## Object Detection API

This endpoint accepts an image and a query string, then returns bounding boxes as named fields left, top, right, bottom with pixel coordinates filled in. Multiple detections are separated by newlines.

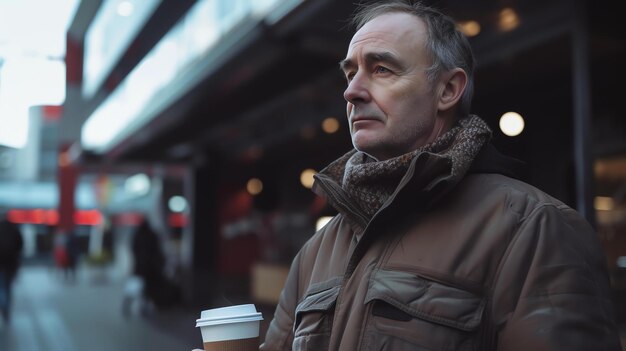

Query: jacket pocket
left=363, top=269, right=485, bottom=351
left=292, top=277, right=341, bottom=350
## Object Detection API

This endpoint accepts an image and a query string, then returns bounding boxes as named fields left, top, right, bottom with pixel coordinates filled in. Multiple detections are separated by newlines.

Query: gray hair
left=351, top=0, right=475, bottom=117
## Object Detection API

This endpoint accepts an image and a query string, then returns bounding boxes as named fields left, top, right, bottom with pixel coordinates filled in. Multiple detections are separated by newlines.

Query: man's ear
left=437, top=68, right=467, bottom=113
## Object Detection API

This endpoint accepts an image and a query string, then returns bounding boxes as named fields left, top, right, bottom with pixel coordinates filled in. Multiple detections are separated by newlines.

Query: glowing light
left=124, top=173, right=150, bottom=196
left=499, top=112, right=525, bottom=137
left=247, top=178, right=263, bottom=195
left=168, top=213, right=187, bottom=227
left=322, top=117, right=340, bottom=134
left=300, top=169, right=316, bottom=189
left=7, top=209, right=102, bottom=226
left=168, top=195, right=187, bottom=213
left=74, top=209, right=103, bottom=226
left=594, top=196, right=615, bottom=211
left=498, top=7, right=520, bottom=32
left=458, top=20, right=481, bottom=37
left=316, top=216, right=333, bottom=231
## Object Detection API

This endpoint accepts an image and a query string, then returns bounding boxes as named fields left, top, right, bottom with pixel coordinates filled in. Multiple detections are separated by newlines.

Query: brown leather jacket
left=262, top=145, right=621, bottom=350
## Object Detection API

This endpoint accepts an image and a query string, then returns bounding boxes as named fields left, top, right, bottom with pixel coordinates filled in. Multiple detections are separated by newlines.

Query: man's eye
left=345, top=73, right=355, bottom=82
left=375, top=66, right=391, bottom=74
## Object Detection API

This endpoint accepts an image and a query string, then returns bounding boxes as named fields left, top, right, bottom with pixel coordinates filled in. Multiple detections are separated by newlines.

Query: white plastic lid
left=196, top=304, right=263, bottom=328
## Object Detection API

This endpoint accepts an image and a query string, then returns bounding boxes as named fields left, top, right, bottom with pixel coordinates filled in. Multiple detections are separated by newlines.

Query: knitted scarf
left=332, top=115, right=491, bottom=219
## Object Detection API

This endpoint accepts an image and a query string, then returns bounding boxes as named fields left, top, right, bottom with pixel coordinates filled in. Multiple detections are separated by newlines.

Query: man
left=261, top=1, right=621, bottom=350
left=0, top=215, right=23, bottom=323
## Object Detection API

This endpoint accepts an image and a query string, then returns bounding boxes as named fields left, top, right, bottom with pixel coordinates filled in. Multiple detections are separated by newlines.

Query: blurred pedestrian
left=0, top=215, right=23, bottom=323
left=53, top=229, right=79, bottom=282
left=126, top=219, right=179, bottom=315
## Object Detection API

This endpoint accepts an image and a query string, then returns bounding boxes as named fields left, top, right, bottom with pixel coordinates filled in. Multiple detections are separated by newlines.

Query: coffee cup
left=196, top=304, right=263, bottom=351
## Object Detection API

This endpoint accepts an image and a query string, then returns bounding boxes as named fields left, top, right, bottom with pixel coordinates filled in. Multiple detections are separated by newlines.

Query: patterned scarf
left=335, top=115, right=491, bottom=218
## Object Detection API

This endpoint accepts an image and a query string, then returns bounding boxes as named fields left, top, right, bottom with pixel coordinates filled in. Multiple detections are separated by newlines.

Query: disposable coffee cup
left=196, top=304, right=263, bottom=351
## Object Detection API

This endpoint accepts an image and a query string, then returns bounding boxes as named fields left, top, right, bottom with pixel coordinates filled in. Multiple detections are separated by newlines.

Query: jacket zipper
left=314, top=156, right=437, bottom=350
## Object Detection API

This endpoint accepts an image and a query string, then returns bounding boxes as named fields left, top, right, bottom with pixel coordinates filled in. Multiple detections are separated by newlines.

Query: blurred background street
left=0, top=261, right=201, bottom=351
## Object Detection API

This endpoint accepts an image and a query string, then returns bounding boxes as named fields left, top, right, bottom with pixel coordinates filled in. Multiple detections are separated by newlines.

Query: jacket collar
left=468, top=143, right=528, bottom=181
left=314, top=115, right=493, bottom=226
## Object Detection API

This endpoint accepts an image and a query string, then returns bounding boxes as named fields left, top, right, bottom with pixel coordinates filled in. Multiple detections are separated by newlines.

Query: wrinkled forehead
left=346, top=12, right=428, bottom=61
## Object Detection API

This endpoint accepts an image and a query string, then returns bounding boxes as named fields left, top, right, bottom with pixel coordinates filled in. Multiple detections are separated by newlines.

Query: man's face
left=341, top=12, right=443, bottom=161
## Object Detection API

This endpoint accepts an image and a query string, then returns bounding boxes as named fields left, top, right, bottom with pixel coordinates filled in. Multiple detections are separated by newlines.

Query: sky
left=0, top=0, right=80, bottom=148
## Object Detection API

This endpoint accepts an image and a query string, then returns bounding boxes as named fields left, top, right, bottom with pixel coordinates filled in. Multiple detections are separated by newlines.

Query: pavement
left=0, top=262, right=203, bottom=351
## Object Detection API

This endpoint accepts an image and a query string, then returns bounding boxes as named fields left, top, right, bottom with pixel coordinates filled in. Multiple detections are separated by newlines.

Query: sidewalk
left=0, top=263, right=202, bottom=351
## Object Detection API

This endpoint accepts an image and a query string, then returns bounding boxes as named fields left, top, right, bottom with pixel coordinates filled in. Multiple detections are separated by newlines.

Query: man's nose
left=343, top=73, right=370, bottom=104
